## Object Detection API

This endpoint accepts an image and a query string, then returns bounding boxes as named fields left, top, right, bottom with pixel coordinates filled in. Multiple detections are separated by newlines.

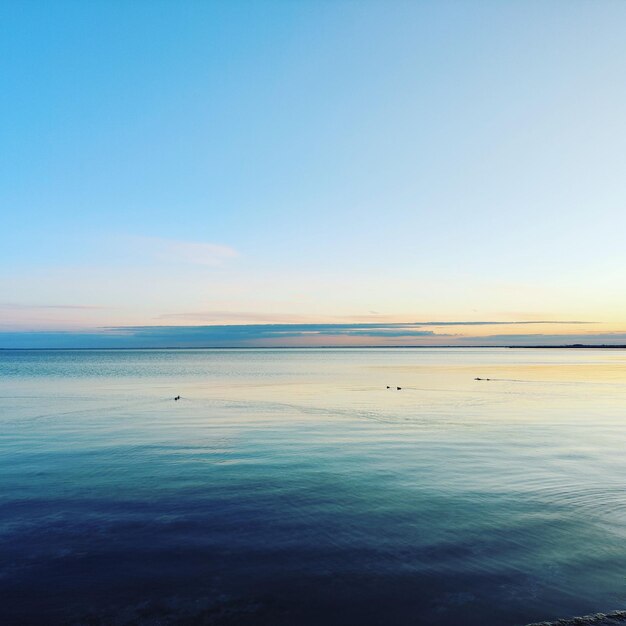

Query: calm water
left=1, top=348, right=626, bottom=625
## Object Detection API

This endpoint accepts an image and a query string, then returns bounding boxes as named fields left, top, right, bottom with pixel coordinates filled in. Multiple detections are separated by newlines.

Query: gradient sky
left=2, top=0, right=626, bottom=347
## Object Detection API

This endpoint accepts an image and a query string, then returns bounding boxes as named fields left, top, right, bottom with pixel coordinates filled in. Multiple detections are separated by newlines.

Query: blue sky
left=2, top=1, right=626, bottom=347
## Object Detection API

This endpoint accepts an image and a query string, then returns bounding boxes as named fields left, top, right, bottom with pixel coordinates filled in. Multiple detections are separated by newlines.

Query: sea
left=1, top=347, right=626, bottom=625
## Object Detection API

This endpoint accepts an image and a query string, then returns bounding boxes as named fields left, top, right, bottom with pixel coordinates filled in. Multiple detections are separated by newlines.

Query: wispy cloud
left=0, top=302, right=106, bottom=310
left=130, top=236, right=238, bottom=267
left=156, top=311, right=317, bottom=324
left=154, top=315, right=594, bottom=327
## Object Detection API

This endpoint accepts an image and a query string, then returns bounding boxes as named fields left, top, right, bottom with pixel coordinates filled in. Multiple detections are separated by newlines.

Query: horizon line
left=2, top=344, right=626, bottom=351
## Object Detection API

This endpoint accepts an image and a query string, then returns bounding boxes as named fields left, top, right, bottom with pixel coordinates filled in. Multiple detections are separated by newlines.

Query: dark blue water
left=2, top=348, right=626, bottom=625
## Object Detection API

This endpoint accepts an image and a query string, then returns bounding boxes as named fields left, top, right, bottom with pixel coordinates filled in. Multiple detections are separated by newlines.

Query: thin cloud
left=130, top=235, right=238, bottom=267
left=98, top=321, right=596, bottom=344
left=153, top=316, right=595, bottom=327
left=408, top=320, right=595, bottom=326
left=0, top=302, right=106, bottom=310
left=110, top=324, right=443, bottom=344
left=157, top=311, right=317, bottom=324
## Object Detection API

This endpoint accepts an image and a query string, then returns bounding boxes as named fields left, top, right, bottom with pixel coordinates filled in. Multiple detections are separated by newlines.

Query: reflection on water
left=1, top=348, right=626, bottom=625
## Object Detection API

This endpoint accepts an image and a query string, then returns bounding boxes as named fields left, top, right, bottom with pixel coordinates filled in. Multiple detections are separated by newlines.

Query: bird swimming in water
left=174, top=395, right=181, bottom=401
left=396, top=387, right=402, bottom=390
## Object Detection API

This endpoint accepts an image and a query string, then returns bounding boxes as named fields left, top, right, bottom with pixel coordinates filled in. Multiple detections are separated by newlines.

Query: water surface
left=2, top=348, right=626, bottom=625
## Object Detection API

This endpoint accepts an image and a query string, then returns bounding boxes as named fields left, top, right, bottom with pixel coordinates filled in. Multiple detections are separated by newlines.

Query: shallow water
left=1, top=347, right=626, bottom=625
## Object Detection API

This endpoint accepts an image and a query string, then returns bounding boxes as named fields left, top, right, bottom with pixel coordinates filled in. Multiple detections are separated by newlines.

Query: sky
left=2, top=0, right=626, bottom=347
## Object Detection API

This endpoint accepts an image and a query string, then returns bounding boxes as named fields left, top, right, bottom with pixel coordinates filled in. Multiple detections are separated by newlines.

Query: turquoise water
left=1, top=348, right=626, bottom=625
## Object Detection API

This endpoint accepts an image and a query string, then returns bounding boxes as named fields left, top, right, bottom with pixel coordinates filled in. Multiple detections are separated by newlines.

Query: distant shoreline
left=508, top=344, right=626, bottom=349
